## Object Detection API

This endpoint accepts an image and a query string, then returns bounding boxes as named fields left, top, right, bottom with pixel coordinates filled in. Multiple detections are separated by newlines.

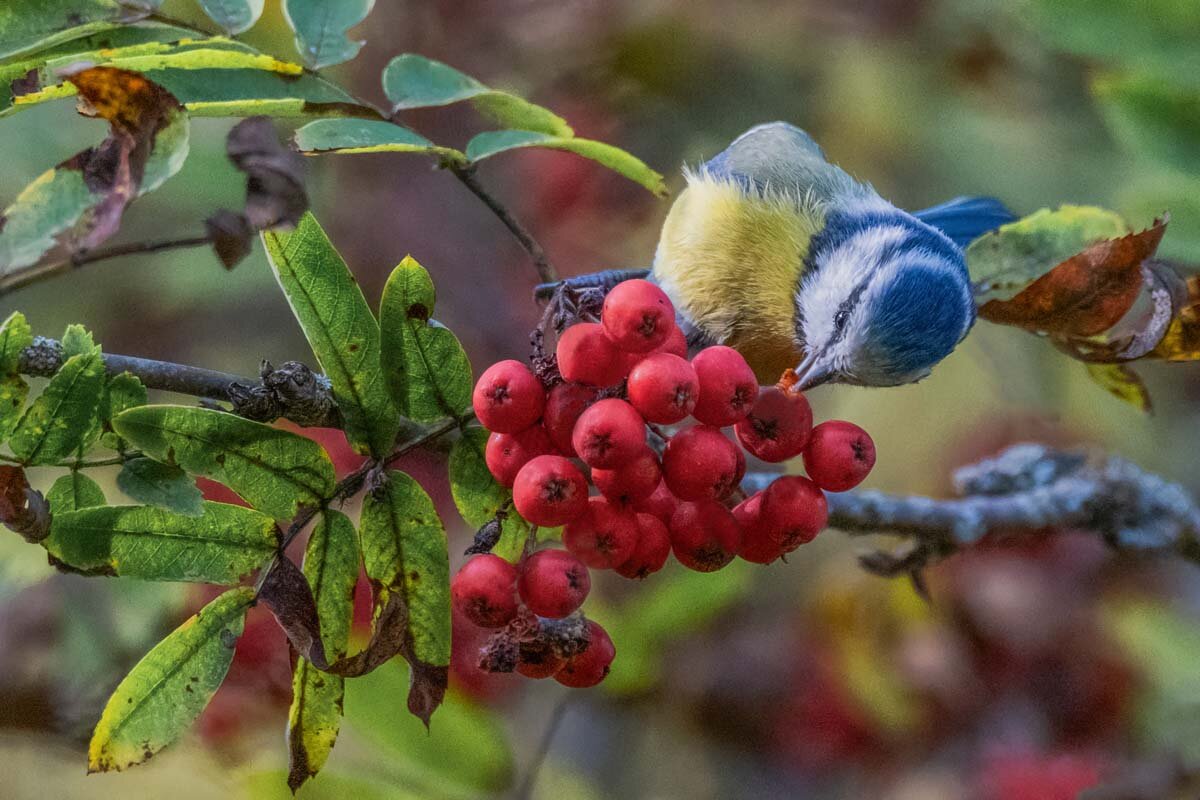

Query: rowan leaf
left=0, top=312, right=32, bottom=442
left=379, top=256, right=473, bottom=423
left=288, top=509, right=358, bottom=792
left=112, top=405, right=336, bottom=520
left=0, top=0, right=139, bottom=62
left=1151, top=274, right=1200, bottom=361
left=1084, top=363, right=1152, bottom=412
left=966, top=205, right=1131, bottom=303
left=46, top=471, right=106, bottom=512
left=293, top=118, right=466, bottom=164
left=98, top=371, right=147, bottom=451
left=357, top=470, right=450, bottom=724
left=88, top=586, right=254, bottom=772
left=382, top=54, right=571, bottom=136
left=283, top=0, right=375, bottom=69
left=978, top=218, right=1168, bottom=337
left=9, top=335, right=104, bottom=465
left=0, top=67, right=188, bottom=271
left=197, top=0, right=265, bottom=35
left=225, top=116, right=307, bottom=229
left=117, top=457, right=204, bottom=516
left=467, top=130, right=668, bottom=196
left=263, top=212, right=398, bottom=457
left=43, top=501, right=278, bottom=581
left=447, top=426, right=531, bottom=562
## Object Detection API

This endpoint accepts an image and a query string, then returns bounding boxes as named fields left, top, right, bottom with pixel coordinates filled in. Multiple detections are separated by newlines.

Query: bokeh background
left=2, top=0, right=1200, bottom=798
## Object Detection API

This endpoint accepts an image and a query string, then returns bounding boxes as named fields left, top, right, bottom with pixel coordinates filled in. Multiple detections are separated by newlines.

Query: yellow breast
left=652, top=175, right=824, bottom=382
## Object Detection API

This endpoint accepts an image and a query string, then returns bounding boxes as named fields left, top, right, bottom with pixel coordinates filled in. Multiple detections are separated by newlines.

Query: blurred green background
left=2, top=0, right=1200, bottom=798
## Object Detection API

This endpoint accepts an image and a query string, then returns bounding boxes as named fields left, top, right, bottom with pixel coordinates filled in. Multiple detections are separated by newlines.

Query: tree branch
left=0, top=234, right=212, bottom=297
left=18, top=338, right=339, bottom=428
left=744, top=444, right=1200, bottom=575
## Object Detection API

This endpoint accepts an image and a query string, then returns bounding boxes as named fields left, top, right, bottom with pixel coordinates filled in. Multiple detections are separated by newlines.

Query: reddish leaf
left=0, top=465, right=50, bottom=542
left=980, top=218, right=1168, bottom=337
left=258, top=554, right=328, bottom=669
left=224, top=116, right=307, bottom=230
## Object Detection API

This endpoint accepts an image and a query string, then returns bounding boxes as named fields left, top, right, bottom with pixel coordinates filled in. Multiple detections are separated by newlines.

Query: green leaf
left=359, top=470, right=450, bottom=720
left=9, top=338, right=104, bottom=465
left=112, top=405, right=336, bottom=520
left=344, top=660, right=514, bottom=796
left=288, top=509, right=359, bottom=791
left=448, top=427, right=531, bottom=562
left=467, top=130, right=668, bottom=196
left=44, top=501, right=278, bottom=581
left=1094, top=73, right=1200, bottom=175
left=198, top=0, right=265, bottom=35
left=293, top=118, right=466, bottom=164
left=0, top=0, right=135, bottom=62
left=46, top=471, right=106, bottom=512
left=965, top=205, right=1131, bottom=304
left=379, top=256, right=473, bottom=423
left=0, top=312, right=32, bottom=442
left=117, top=457, right=205, bottom=516
left=382, top=54, right=571, bottom=136
left=283, top=0, right=375, bottom=69
left=263, top=212, right=399, bottom=457
left=88, top=586, right=253, bottom=772
left=36, top=38, right=302, bottom=79
left=99, top=371, right=148, bottom=451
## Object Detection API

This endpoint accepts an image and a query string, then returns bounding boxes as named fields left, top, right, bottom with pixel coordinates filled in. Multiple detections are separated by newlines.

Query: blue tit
left=538, top=122, right=1014, bottom=390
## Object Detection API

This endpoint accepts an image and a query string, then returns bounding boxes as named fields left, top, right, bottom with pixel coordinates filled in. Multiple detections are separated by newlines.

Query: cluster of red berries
left=454, top=280, right=876, bottom=687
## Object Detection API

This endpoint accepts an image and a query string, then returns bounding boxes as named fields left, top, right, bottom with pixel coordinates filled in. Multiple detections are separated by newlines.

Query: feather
left=913, top=195, right=1016, bottom=249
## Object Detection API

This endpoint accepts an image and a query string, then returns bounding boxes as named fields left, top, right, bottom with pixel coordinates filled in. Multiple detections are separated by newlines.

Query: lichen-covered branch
left=18, top=338, right=339, bottom=428
left=745, top=444, right=1200, bottom=575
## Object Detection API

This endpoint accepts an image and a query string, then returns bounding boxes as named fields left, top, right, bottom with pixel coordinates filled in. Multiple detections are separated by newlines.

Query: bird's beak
left=789, top=352, right=834, bottom=393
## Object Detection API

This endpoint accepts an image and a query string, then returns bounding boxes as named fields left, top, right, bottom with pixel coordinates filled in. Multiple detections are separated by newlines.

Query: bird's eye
left=834, top=308, right=850, bottom=332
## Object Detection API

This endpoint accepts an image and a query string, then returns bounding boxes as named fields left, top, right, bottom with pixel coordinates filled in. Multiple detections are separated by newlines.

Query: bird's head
left=791, top=211, right=977, bottom=390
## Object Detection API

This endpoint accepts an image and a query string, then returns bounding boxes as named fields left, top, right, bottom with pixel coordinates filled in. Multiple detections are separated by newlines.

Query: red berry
left=626, top=353, right=699, bottom=424
left=571, top=398, right=646, bottom=469
left=516, top=645, right=566, bottom=679
left=557, top=323, right=627, bottom=387
left=563, top=497, right=640, bottom=569
left=803, top=420, right=876, bottom=492
left=592, top=447, right=661, bottom=505
left=633, top=480, right=679, bottom=525
left=485, top=427, right=555, bottom=488
left=601, top=279, right=676, bottom=353
left=542, top=383, right=596, bottom=457
left=472, top=360, right=545, bottom=433
left=734, top=387, right=813, bottom=463
left=512, top=455, right=588, bottom=526
left=556, top=620, right=615, bottom=687
left=652, top=325, right=689, bottom=359
left=691, top=346, right=758, bottom=427
left=661, top=425, right=741, bottom=501
left=615, top=513, right=672, bottom=579
left=669, top=500, right=742, bottom=572
left=451, top=555, right=519, bottom=628
left=733, top=493, right=783, bottom=564
left=518, top=549, right=590, bottom=618
left=761, top=475, right=828, bottom=550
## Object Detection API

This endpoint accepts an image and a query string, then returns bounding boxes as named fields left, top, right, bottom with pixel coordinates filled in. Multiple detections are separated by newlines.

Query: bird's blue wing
left=914, top=196, right=1016, bottom=249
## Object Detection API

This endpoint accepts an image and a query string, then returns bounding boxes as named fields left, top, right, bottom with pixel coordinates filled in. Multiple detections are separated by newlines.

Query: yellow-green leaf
left=379, top=256, right=473, bottom=423
left=9, top=339, right=104, bottom=465
left=467, top=129, right=668, bottom=196
left=965, top=205, right=1131, bottom=303
left=44, top=501, right=278, bottom=582
left=288, top=509, right=359, bottom=792
left=382, top=54, right=571, bottom=136
left=1084, top=363, right=1153, bottom=412
left=0, top=312, right=32, bottom=442
left=88, top=586, right=254, bottom=772
left=263, top=212, right=399, bottom=457
left=359, top=470, right=450, bottom=723
left=293, top=118, right=466, bottom=164
left=448, top=426, right=532, bottom=562
left=113, top=405, right=336, bottom=520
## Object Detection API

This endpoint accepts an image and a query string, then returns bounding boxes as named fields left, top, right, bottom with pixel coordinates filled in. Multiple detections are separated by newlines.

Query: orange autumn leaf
left=64, top=65, right=181, bottom=134
left=980, top=218, right=1168, bottom=337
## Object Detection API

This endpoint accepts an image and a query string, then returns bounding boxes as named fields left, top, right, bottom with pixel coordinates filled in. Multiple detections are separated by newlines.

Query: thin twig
left=447, top=164, right=558, bottom=285
left=0, top=234, right=212, bottom=297
left=512, top=695, right=572, bottom=800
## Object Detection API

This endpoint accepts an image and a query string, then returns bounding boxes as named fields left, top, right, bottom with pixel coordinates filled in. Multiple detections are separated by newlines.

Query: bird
left=538, top=122, right=1015, bottom=390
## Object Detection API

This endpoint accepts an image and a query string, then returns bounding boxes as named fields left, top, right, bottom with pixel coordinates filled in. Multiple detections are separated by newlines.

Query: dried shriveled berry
left=555, top=620, right=616, bottom=688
